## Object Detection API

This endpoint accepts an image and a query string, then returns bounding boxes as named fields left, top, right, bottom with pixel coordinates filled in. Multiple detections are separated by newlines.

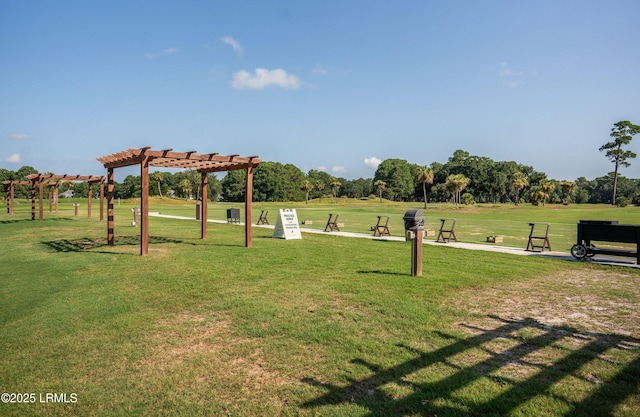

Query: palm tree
left=316, top=181, right=325, bottom=202
left=374, top=180, right=386, bottom=203
left=445, top=174, right=470, bottom=208
left=510, top=172, right=528, bottom=206
left=329, top=179, right=341, bottom=203
left=415, top=166, right=434, bottom=209
left=301, top=181, right=314, bottom=204
left=540, top=180, right=555, bottom=206
left=150, top=171, right=164, bottom=199
left=558, top=181, right=577, bottom=204
left=186, top=170, right=201, bottom=201
left=177, top=179, right=192, bottom=200
left=528, top=186, right=546, bottom=206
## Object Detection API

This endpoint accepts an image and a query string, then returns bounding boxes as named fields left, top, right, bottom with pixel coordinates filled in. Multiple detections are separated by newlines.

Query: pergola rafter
left=97, top=147, right=261, bottom=256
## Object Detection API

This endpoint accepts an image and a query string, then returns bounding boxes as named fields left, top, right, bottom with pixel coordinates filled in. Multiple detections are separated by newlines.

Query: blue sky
left=2, top=0, right=639, bottom=182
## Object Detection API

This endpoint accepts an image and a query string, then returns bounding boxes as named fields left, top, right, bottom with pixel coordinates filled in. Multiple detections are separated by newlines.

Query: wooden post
left=99, top=180, right=104, bottom=221
left=245, top=165, right=253, bottom=247
left=140, top=157, right=150, bottom=256
left=48, top=185, right=53, bottom=212
left=38, top=179, right=44, bottom=222
left=412, top=230, right=423, bottom=276
left=55, top=183, right=59, bottom=213
left=7, top=183, right=13, bottom=214
left=107, top=168, right=115, bottom=246
left=201, top=172, right=208, bottom=239
left=30, top=180, right=36, bottom=220
left=87, top=182, right=93, bottom=219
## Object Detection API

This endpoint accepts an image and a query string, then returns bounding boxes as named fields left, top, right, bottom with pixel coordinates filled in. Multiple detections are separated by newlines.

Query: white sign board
left=272, top=209, right=302, bottom=240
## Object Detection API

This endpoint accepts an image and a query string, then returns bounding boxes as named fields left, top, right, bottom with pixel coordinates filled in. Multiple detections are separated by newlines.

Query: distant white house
left=60, top=190, right=74, bottom=198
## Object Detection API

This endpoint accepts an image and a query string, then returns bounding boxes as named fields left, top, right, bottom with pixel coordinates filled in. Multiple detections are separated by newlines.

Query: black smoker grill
left=570, top=220, right=640, bottom=264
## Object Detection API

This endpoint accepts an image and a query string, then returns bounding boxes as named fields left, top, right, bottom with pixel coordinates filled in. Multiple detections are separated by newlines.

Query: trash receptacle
left=403, top=209, right=424, bottom=239
left=196, top=203, right=201, bottom=220
left=227, top=208, right=240, bottom=224
left=403, top=209, right=425, bottom=276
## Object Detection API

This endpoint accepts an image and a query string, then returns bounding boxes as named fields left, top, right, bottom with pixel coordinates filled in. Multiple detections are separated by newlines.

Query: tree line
left=3, top=151, right=639, bottom=206
left=2, top=121, right=638, bottom=206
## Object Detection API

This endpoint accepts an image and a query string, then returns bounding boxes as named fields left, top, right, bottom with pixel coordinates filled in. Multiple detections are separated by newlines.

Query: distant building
left=60, top=190, right=74, bottom=198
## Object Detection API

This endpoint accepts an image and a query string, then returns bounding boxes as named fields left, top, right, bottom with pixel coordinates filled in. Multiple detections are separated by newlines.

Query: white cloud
left=317, top=166, right=327, bottom=172
left=364, top=156, right=382, bottom=169
left=497, top=62, right=522, bottom=87
left=231, top=68, right=300, bottom=90
left=5, top=153, right=23, bottom=163
left=10, top=133, right=30, bottom=141
left=222, top=36, right=244, bottom=56
left=332, top=166, right=347, bottom=174
left=311, top=65, right=327, bottom=76
left=145, top=48, right=178, bottom=58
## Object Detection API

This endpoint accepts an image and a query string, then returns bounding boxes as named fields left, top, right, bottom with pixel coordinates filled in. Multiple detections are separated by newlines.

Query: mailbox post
left=403, top=209, right=425, bottom=276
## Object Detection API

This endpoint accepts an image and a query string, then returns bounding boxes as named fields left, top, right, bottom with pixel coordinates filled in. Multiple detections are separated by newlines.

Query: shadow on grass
left=40, top=235, right=249, bottom=253
left=1, top=218, right=74, bottom=224
left=41, top=235, right=185, bottom=253
left=301, top=315, right=640, bottom=416
left=356, top=269, right=409, bottom=277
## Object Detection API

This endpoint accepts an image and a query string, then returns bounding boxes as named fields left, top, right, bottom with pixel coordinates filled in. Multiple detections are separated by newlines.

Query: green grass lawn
left=1, top=200, right=639, bottom=416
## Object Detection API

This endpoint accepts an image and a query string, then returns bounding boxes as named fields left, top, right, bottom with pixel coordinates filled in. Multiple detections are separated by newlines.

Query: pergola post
left=55, top=183, right=59, bottom=213
left=5, top=183, right=11, bottom=214
left=201, top=172, right=208, bottom=239
left=140, top=156, right=150, bottom=256
left=30, top=180, right=36, bottom=220
left=48, top=185, right=53, bottom=212
left=99, top=180, right=104, bottom=221
left=38, top=179, right=44, bottom=222
left=87, top=182, right=93, bottom=219
left=245, top=165, right=253, bottom=248
left=107, top=168, right=115, bottom=246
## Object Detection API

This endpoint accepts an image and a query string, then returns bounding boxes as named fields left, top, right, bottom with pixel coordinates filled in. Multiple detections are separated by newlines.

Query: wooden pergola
left=5, top=174, right=105, bottom=221
left=97, top=147, right=261, bottom=256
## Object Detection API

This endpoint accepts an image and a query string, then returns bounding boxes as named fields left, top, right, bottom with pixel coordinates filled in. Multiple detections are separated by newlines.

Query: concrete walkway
left=149, top=212, right=639, bottom=268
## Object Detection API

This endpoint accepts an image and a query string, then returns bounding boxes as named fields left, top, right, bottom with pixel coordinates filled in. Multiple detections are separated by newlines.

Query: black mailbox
left=403, top=209, right=424, bottom=231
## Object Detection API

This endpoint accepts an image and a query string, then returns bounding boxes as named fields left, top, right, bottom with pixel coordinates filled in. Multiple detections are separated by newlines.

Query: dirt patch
left=136, top=311, right=293, bottom=395
left=453, top=267, right=640, bottom=337
left=446, top=267, right=640, bottom=386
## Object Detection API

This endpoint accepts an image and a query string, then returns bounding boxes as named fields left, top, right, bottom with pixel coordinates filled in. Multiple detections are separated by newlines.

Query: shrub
left=615, top=196, right=629, bottom=207
left=461, top=193, right=475, bottom=205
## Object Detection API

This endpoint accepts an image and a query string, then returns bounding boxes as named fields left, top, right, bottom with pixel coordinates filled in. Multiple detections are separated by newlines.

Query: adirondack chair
left=373, top=216, right=391, bottom=237
left=324, top=213, right=340, bottom=232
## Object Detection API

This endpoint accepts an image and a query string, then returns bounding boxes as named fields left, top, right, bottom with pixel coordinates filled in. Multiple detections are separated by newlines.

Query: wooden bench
left=526, top=223, right=551, bottom=252
left=372, top=216, right=391, bottom=237
left=256, top=210, right=269, bottom=225
left=436, top=218, right=457, bottom=243
left=324, top=213, right=340, bottom=232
